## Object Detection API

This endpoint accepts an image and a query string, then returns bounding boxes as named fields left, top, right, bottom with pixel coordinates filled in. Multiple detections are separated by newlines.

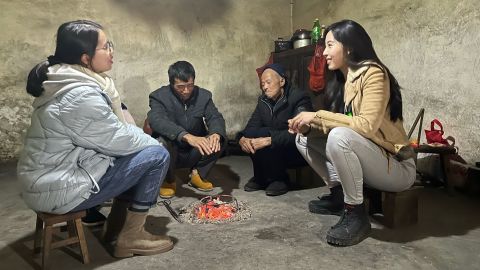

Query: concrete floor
left=1, top=156, right=480, bottom=270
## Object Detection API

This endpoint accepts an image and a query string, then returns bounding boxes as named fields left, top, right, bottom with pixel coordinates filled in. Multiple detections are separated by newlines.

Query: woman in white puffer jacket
left=18, top=20, right=173, bottom=258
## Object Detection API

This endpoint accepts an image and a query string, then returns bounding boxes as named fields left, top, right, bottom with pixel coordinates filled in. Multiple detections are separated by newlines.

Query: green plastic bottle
left=311, top=18, right=321, bottom=45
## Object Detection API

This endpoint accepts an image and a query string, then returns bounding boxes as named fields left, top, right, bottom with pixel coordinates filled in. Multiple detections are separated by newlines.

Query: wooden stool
left=366, top=186, right=421, bottom=228
left=33, top=210, right=90, bottom=270
left=381, top=187, right=422, bottom=228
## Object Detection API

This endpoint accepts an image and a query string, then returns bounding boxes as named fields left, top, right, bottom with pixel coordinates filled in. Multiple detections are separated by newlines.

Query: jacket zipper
left=262, top=95, right=286, bottom=121
left=261, top=99, right=274, bottom=117
left=77, top=162, right=100, bottom=194
left=184, top=103, right=188, bottom=127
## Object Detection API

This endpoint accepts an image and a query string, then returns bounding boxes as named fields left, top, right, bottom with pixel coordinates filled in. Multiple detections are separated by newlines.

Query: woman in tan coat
left=288, top=20, right=416, bottom=246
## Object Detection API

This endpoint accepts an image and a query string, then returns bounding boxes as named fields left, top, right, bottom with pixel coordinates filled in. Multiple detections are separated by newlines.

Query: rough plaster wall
left=294, top=0, right=480, bottom=163
left=0, top=0, right=290, bottom=161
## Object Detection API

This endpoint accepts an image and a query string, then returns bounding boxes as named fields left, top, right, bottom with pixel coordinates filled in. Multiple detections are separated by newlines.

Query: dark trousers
left=159, top=137, right=225, bottom=182
left=251, top=144, right=307, bottom=184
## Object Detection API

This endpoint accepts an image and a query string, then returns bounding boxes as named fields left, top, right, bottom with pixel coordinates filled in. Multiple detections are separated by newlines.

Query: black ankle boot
left=308, top=185, right=344, bottom=215
left=326, top=203, right=371, bottom=246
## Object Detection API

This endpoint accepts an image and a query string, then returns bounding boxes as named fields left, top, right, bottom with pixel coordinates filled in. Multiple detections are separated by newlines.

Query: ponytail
left=26, top=61, right=50, bottom=97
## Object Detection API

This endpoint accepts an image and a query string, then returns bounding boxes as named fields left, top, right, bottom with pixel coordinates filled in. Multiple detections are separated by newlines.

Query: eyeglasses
left=97, top=40, right=114, bottom=53
left=174, top=83, right=195, bottom=90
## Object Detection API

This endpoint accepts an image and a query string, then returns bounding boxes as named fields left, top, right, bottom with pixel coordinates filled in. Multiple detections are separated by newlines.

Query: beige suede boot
left=114, top=210, right=173, bottom=258
left=102, top=199, right=129, bottom=244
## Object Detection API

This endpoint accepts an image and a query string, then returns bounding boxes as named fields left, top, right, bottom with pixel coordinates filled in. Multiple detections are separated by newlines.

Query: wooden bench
left=34, top=210, right=90, bottom=270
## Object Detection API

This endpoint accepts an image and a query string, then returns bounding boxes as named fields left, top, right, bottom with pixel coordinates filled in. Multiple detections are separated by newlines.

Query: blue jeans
left=72, top=145, right=170, bottom=211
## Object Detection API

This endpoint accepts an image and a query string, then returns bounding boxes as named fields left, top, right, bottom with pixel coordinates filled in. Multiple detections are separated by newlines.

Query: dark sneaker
left=308, top=185, right=343, bottom=215
left=244, top=177, right=266, bottom=192
left=265, top=180, right=288, bottom=196
left=82, top=207, right=107, bottom=227
left=326, top=203, right=371, bottom=246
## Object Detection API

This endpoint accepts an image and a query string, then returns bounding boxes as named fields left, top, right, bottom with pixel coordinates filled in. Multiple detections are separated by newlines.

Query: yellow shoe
left=159, top=181, right=176, bottom=199
left=189, top=174, right=214, bottom=191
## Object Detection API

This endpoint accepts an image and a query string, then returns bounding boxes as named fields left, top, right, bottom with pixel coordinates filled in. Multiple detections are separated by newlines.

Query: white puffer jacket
left=17, top=65, right=159, bottom=214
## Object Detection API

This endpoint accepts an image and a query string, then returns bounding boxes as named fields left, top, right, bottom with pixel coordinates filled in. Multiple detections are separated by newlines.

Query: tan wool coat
left=310, top=63, right=409, bottom=156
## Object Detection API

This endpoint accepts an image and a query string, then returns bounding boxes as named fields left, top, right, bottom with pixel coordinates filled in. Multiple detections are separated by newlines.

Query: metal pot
left=293, top=39, right=311, bottom=49
left=291, top=29, right=311, bottom=49
left=274, top=37, right=292, bottom=52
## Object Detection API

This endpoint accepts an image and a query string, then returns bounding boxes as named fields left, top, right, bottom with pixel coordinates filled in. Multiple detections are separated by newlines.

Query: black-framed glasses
left=97, top=40, right=114, bottom=53
left=174, top=83, right=195, bottom=90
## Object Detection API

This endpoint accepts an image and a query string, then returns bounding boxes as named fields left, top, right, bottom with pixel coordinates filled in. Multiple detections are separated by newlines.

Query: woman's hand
left=288, top=112, right=316, bottom=134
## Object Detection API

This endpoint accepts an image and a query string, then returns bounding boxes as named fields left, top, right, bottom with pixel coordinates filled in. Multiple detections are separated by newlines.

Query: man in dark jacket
left=237, top=63, right=312, bottom=196
left=148, top=61, right=226, bottom=198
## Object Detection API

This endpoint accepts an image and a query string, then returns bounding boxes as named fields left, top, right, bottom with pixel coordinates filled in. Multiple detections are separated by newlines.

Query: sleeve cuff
left=177, top=131, right=188, bottom=143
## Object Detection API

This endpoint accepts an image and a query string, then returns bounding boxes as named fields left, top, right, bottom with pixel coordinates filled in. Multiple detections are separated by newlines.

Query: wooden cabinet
left=272, top=44, right=325, bottom=110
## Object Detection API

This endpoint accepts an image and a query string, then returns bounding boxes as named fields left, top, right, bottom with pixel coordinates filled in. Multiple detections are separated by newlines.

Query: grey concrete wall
left=0, top=0, right=291, bottom=160
left=294, top=0, right=480, bottom=163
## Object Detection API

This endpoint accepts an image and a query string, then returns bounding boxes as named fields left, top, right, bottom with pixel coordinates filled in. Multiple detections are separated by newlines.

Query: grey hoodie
left=17, top=65, right=159, bottom=214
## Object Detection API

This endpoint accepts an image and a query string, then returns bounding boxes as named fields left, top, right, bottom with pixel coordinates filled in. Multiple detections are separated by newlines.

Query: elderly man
left=147, top=61, right=226, bottom=198
left=237, top=63, right=312, bottom=196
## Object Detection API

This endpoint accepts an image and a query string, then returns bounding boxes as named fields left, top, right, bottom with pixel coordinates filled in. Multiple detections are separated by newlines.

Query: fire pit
left=179, top=195, right=251, bottom=224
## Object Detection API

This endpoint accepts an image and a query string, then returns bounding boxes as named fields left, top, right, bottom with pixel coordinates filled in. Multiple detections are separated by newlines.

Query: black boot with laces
left=308, top=185, right=344, bottom=215
left=326, top=203, right=371, bottom=246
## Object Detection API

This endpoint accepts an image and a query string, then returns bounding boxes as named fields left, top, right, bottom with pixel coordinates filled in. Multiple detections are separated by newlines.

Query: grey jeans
left=296, top=127, right=416, bottom=204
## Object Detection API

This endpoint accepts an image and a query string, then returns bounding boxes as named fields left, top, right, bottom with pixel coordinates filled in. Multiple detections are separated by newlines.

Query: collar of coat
left=346, top=61, right=386, bottom=83
left=343, top=61, right=387, bottom=112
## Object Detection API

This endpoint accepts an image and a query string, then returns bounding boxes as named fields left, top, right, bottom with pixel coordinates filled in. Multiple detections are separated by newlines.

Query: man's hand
left=183, top=134, right=213, bottom=156
left=250, top=137, right=271, bottom=151
left=239, top=136, right=256, bottom=154
left=239, top=136, right=272, bottom=154
left=207, top=133, right=222, bottom=153
left=288, top=112, right=316, bottom=134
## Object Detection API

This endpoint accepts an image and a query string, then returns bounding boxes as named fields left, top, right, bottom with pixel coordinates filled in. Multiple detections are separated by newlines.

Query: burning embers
left=179, top=195, right=251, bottom=224
left=196, top=195, right=237, bottom=220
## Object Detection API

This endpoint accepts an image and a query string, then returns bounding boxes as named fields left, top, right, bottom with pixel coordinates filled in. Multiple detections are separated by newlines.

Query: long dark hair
left=324, top=70, right=345, bottom=113
left=26, top=20, right=103, bottom=97
left=326, top=19, right=403, bottom=121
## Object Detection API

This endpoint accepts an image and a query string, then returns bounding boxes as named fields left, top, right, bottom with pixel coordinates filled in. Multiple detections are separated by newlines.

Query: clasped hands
left=183, top=133, right=221, bottom=156
left=287, top=111, right=316, bottom=134
left=238, top=136, right=271, bottom=154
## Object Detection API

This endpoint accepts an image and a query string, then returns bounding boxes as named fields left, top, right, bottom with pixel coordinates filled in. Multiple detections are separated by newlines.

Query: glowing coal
left=179, top=195, right=251, bottom=224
